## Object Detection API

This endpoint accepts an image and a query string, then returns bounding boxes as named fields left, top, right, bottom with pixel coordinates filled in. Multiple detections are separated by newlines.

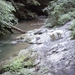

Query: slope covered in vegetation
left=44, top=0, right=75, bottom=38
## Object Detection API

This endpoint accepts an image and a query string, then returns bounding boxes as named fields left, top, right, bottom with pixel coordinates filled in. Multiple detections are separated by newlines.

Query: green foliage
left=15, top=0, right=40, bottom=20
left=26, top=0, right=40, bottom=18
left=44, top=0, right=75, bottom=27
left=3, top=52, right=36, bottom=72
left=58, top=11, right=75, bottom=25
left=0, top=0, right=17, bottom=34
left=3, top=57, right=25, bottom=72
left=69, top=20, right=75, bottom=39
left=26, top=10, right=38, bottom=19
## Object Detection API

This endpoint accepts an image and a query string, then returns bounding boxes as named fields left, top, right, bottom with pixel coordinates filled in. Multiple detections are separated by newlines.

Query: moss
left=24, top=53, right=37, bottom=68
left=58, top=13, right=72, bottom=25
left=3, top=56, right=25, bottom=72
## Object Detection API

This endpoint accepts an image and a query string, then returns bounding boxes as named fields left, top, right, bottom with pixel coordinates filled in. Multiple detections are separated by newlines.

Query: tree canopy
left=0, top=0, right=17, bottom=34
left=45, top=0, right=75, bottom=38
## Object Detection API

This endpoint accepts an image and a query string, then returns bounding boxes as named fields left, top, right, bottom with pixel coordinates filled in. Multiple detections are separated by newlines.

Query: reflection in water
left=0, top=19, right=45, bottom=62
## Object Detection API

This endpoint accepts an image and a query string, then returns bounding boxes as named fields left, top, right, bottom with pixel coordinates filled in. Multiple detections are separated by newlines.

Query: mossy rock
left=24, top=59, right=34, bottom=68
left=2, top=52, right=37, bottom=73
left=3, top=56, right=25, bottom=72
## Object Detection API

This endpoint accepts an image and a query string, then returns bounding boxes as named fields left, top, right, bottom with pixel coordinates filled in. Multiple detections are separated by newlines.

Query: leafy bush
left=69, top=20, right=75, bottom=39
left=3, top=52, right=36, bottom=72
left=58, top=11, right=75, bottom=25
left=0, top=0, right=17, bottom=34
left=3, top=57, right=25, bottom=72
left=13, top=0, right=40, bottom=20
left=25, top=0, right=40, bottom=18
left=44, top=0, right=75, bottom=27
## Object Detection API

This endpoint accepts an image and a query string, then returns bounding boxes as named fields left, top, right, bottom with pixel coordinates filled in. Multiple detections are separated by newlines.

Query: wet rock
left=26, top=21, right=75, bottom=75
left=16, top=28, right=50, bottom=44
left=48, top=30, right=64, bottom=41
left=30, top=33, right=51, bottom=44
left=16, top=30, right=37, bottom=43
left=29, top=34, right=41, bottom=44
left=19, top=68, right=35, bottom=75
left=10, top=41, right=17, bottom=45
left=18, top=49, right=29, bottom=56
left=17, top=27, right=66, bottom=45
left=42, top=40, right=75, bottom=75
left=34, top=28, right=48, bottom=34
left=1, top=72, right=12, bottom=75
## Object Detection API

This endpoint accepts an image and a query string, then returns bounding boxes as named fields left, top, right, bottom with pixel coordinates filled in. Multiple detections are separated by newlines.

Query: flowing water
left=0, top=19, right=45, bottom=62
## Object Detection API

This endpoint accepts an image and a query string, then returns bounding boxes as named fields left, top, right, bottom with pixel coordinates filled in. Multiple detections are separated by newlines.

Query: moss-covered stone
left=1, top=50, right=37, bottom=73
left=3, top=56, right=25, bottom=72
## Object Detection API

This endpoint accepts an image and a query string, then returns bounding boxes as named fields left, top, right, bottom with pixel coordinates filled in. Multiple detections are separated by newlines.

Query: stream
left=0, top=19, right=45, bottom=62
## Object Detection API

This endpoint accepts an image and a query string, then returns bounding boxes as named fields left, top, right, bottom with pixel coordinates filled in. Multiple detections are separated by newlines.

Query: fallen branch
left=10, top=25, right=26, bottom=34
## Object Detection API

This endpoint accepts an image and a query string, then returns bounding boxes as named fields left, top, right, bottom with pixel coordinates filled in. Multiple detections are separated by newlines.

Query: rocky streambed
left=0, top=21, right=75, bottom=75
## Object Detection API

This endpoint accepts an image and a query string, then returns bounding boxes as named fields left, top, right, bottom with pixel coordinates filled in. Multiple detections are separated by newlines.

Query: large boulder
left=29, top=21, right=75, bottom=75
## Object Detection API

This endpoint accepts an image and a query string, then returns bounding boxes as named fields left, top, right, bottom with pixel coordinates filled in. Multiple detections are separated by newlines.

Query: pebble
left=10, top=41, right=17, bottom=45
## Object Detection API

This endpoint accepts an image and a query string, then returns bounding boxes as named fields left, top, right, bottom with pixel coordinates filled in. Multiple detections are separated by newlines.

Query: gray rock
left=10, top=41, right=17, bottom=45
left=29, top=21, right=75, bottom=75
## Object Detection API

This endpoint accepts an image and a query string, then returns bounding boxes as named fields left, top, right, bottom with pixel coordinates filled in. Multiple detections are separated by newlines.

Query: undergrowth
left=43, top=0, right=75, bottom=38
left=44, top=0, right=75, bottom=28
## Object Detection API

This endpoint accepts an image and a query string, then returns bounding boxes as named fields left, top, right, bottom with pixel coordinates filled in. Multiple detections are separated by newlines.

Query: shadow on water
left=0, top=19, right=45, bottom=62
